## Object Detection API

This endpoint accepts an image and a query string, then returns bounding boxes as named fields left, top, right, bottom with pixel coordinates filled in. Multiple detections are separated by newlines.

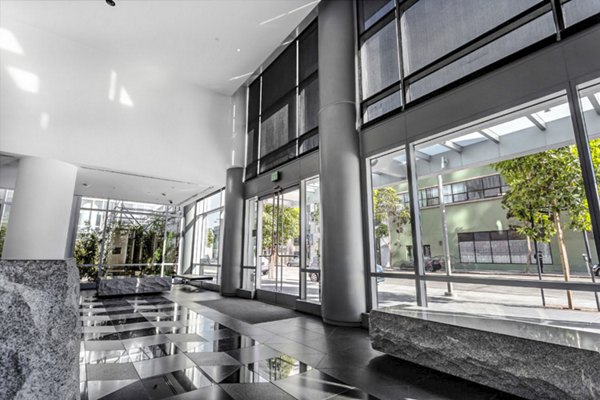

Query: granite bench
left=97, top=276, right=171, bottom=297
left=370, top=306, right=600, bottom=400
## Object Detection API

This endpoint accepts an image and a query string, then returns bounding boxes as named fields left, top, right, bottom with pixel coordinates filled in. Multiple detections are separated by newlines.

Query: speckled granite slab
left=0, top=259, right=80, bottom=400
left=97, top=276, right=171, bottom=297
left=370, top=306, right=600, bottom=400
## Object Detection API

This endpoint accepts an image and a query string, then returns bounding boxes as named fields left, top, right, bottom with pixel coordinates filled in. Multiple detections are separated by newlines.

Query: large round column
left=2, top=156, right=78, bottom=259
left=318, top=0, right=367, bottom=325
left=220, top=167, right=244, bottom=296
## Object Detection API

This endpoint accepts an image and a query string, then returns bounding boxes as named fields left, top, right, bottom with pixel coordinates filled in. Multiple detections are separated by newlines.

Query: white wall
left=0, top=18, right=232, bottom=189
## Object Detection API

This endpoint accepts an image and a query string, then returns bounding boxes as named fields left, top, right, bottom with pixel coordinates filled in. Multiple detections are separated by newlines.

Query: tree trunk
left=387, top=217, right=393, bottom=269
left=526, top=236, right=532, bottom=274
left=554, top=212, right=574, bottom=309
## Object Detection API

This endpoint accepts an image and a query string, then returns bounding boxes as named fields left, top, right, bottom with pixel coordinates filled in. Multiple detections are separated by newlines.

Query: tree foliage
left=261, top=203, right=300, bottom=254
left=373, top=187, right=411, bottom=267
left=492, top=140, right=600, bottom=309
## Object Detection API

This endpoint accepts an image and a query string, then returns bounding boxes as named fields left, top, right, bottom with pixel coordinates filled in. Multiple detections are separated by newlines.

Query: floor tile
left=86, top=362, right=139, bottom=381
left=164, top=385, right=234, bottom=400
left=186, top=351, right=241, bottom=366
left=248, top=355, right=313, bottom=382
left=140, top=367, right=212, bottom=399
left=198, top=365, right=241, bottom=383
left=220, top=382, right=296, bottom=400
left=274, top=369, right=354, bottom=400
left=113, top=321, right=156, bottom=332
left=219, top=366, right=268, bottom=384
left=133, top=353, right=197, bottom=379
left=84, top=379, right=144, bottom=400
left=226, top=344, right=280, bottom=364
left=118, top=328, right=161, bottom=340
left=111, top=317, right=150, bottom=325
left=121, top=334, right=171, bottom=349
left=83, top=325, right=117, bottom=334
left=84, top=340, right=126, bottom=352
left=85, top=349, right=130, bottom=364
left=127, top=343, right=186, bottom=362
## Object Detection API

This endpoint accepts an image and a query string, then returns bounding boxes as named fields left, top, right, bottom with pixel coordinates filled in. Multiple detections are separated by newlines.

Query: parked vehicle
left=424, top=256, right=444, bottom=272
left=307, top=262, right=384, bottom=283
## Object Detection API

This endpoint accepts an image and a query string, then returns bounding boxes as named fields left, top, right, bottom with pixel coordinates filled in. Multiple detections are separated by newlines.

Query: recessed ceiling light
left=236, top=48, right=241, bottom=53
left=82, top=183, right=90, bottom=187
left=106, top=0, right=116, bottom=7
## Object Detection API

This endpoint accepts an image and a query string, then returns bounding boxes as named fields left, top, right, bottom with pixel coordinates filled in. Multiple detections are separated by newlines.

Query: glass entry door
left=257, top=188, right=300, bottom=296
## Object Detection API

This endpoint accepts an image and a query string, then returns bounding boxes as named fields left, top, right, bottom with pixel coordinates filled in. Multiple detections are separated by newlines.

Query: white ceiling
left=0, top=0, right=319, bottom=95
left=0, top=0, right=319, bottom=206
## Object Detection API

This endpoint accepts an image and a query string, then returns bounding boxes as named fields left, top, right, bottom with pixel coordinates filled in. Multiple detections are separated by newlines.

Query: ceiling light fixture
left=106, top=0, right=116, bottom=7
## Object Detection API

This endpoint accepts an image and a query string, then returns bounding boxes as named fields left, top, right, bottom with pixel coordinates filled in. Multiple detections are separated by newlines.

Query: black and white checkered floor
left=80, top=287, right=519, bottom=400
left=79, top=292, right=377, bottom=400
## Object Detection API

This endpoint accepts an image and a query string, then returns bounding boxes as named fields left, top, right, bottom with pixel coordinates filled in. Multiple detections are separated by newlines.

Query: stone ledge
left=370, top=307, right=600, bottom=400
left=0, top=259, right=80, bottom=400
left=97, top=276, right=171, bottom=297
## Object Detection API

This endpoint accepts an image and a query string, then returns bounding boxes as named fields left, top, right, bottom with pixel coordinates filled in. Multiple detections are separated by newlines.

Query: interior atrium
left=1, top=1, right=600, bottom=399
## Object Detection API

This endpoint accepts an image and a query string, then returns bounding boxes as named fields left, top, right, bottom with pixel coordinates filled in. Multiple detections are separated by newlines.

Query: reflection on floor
left=80, top=287, right=519, bottom=400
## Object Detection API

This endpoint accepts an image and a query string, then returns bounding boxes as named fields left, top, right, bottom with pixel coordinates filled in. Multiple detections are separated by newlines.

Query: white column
left=2, top=157, right=78, bottom=260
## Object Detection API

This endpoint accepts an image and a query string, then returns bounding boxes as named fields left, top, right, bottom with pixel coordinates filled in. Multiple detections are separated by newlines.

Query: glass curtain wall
left=357, top=0, right=600, bottom=124
left=245, top=21, right=319, bottom=180
left=302, top=177, right=321, bottom=303
left=184, top=190, right=225, bottom=283
left=369, top=91, right=600, bottom=313
left=74, top=197, right=181, bottom=282
left=369, top=150, right=417, bottom=306
left=242, top=198, right=259, bottom=291
left=0, top=189, right=14, bottom=256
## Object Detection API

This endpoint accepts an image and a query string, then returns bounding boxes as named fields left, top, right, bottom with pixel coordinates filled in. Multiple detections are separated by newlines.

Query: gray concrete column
left=318, top=0, right=367, bottom=325
left=220, top=167, right=244, bottom=296
left=3, top=156, right=77, bottom=260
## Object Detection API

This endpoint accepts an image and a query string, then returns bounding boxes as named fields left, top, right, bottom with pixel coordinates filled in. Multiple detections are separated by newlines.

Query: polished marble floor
left=80, top=287, right=520, bottom=400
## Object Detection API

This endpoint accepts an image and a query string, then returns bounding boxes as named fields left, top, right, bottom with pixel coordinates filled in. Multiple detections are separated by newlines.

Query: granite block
left=370, top=307, right=600, bottom=400
left=97, top=276, right=171, bottom=297
left=0, top=259, right=80, bottom=400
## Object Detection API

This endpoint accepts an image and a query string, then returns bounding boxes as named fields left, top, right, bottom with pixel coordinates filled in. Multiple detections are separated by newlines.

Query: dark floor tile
left=273, top=369, right=354, bottom=400
left=198, top=328, right=240, bottom=341
left=114, top=322, right=156, bottom=332
left=85, top=349, right=130, bottom=364
left=199, top=365, right=242, bottom=383
left=110, top=317, right=149, bottom=325
left=140, top=367, right=212, bottom=399
left=127, top=343, right=186, bottom=362
left=219, top=366, right=268, bottom=384
left=248, top=355, right=312, bottom=382
left=164, top=385, right=234, bottom=400
left=330, top=388, right=382, bottom=399
left=226, top=344, right=280, bottom=365
left=106, top=308, right=136, bottom=315
left=83, top=332, right=123, bottom=341
left=118, top=328, right=161, bottom=340
left=84, top=379, right=148, bottom=400
left=220, top=382, right=296, bottom=400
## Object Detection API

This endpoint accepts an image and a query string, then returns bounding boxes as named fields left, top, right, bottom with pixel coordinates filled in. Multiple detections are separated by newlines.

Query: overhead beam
left=415, top=151, right=431, bottom=162
left=527, top=114, right=547, bottom=131
left=479, top=129, right=500, bottom=144
left=588, top=94, right=600, bottom=115
left=442, top=141, right=463, bottom=153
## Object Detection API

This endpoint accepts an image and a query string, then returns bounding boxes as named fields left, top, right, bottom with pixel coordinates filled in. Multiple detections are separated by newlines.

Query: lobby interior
left=2, top=1, right=600, bottom=399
